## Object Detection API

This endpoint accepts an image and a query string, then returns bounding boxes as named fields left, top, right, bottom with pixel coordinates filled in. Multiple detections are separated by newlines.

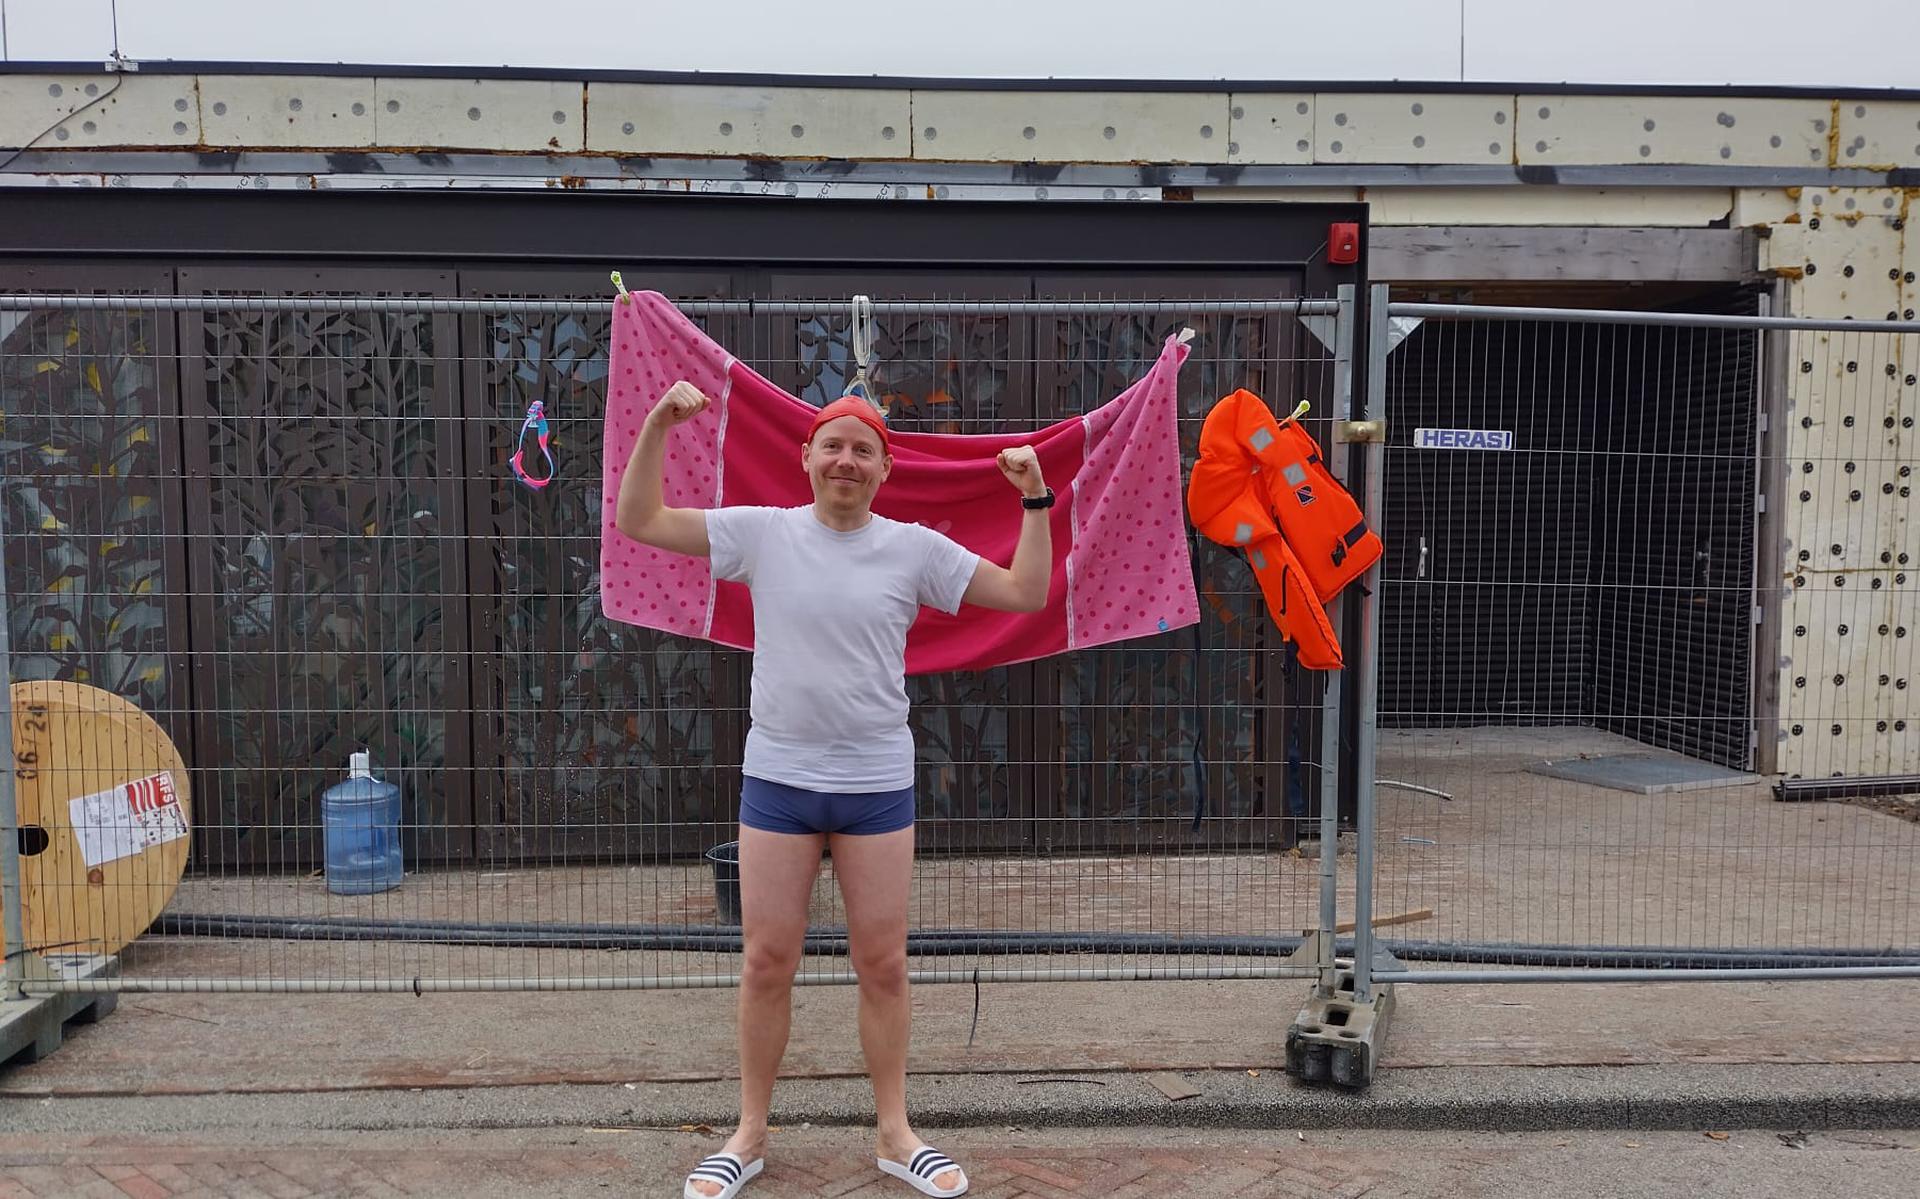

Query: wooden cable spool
left=5, top=680, right=192, bottom=961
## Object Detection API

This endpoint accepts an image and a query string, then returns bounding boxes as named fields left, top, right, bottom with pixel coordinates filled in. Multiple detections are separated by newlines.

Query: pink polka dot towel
left=600, top=291, right=1199, bottom=673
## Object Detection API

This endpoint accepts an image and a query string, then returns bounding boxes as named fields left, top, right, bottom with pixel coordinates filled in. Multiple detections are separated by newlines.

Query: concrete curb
left=761, top=1063, right=1920, bottom=1133
left=4, top=1064, right=1918, bottom=1135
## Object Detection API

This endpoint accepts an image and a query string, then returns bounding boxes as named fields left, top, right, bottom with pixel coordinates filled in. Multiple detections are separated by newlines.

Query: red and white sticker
left=67, top=771, right=189, bottom=867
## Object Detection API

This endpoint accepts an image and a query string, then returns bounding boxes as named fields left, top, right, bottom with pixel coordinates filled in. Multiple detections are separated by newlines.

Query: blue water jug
left=322, top=751, right=404, bottom=895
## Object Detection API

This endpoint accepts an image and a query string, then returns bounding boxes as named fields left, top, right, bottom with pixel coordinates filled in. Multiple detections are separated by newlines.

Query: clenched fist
left=649, top=381, right=710, bottom=428
left=997, top=445, right=1047, bottom=499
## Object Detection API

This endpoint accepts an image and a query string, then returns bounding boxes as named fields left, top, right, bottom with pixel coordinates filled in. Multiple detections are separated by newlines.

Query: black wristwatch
left=1021, top=487, right=1056, bottom=510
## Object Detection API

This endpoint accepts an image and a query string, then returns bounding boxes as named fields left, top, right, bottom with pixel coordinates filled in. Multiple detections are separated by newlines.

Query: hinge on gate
left=1753, top=604, right=1764, bottom=626
left=1758, top=413, right=1769, bottom=434
left=1756, top=493, right=1767, bottom=514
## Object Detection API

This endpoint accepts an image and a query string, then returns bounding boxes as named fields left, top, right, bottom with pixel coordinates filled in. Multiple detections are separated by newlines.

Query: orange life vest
left=1186, top=389, right=1383, bottom=670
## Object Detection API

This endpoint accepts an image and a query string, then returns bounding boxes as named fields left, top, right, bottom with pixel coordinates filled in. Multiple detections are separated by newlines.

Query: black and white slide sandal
left=682, top=1151, right=762, bottom=1199
left=878, top=1145, right=969, bottom=1196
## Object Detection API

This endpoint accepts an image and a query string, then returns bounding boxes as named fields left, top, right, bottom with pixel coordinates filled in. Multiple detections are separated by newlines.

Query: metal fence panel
left=1, top=287, right=1350, bottom=994
left=1359, top=292, right=1920, bottom=986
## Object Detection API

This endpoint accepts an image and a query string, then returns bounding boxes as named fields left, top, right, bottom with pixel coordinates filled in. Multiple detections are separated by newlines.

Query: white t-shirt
left=706, top=505, right=981, bottom=792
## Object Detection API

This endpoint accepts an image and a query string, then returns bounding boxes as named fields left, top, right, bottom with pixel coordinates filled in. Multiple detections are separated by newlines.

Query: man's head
left=802, top=396, right=892, bottom=513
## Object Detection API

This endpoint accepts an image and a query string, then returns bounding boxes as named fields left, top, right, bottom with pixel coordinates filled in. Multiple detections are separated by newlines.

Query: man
left=615, top=381, right=1054, bottom=1198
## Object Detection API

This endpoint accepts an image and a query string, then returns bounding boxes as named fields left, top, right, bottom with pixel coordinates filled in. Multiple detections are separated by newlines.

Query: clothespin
left=610, top=270, right=631, bottom=305
left=1284, top=400, right=1311, bottom=424
left=1176, top=327, right=1197, bottom=346
left=847, top=294, right=885, bottom=416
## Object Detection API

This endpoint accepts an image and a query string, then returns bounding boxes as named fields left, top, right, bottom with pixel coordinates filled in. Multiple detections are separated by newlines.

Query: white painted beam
left=0, top=73, right=199, bottom=148
left=200, top=76, right=377, bottom=149
left=1520, top=96, right=1830, bottom=167
left=1840, top=99, right=1920, bottom=168
left=587, top=84, right=909, bottom=159
left=907, top=90, right=1226, bottom=163
left=373, top=78, right=585, bottom=153
left=1226, top=94, right=1315, bottom=164
left=1315, top=94, right=1515, bottom=165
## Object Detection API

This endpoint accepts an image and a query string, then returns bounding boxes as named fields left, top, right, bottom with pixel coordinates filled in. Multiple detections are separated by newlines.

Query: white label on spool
left=68, top=772, right=188, bottom=867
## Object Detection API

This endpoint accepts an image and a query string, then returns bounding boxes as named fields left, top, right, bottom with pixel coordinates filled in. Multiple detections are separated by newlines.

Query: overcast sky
left=4, top=0, right=1917, bottom=88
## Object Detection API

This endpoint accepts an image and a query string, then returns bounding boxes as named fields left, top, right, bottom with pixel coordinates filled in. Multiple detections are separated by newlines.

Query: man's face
left=802, top=414, right=892, bottom=510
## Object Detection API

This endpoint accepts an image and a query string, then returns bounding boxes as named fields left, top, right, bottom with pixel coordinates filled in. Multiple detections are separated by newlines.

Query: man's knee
left=742, top=935, right=804, bottom=988
left=851, top=939, right=908, bottom=992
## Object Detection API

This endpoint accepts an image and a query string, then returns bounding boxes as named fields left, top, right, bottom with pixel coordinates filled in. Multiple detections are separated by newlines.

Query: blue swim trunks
left=739, top=776, right=917, bottom=836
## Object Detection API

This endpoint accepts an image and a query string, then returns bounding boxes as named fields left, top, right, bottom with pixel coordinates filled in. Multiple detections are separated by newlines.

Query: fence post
left=1284, top=284, right=1398, bottom=1089
left=1350, top=283, right=1394, bottom=1005
left=1752, top=283, right=1791, bottom=776
left=1312, top=283, right=1358, bottom=990
left=1, top=481, right=25, bottom=1003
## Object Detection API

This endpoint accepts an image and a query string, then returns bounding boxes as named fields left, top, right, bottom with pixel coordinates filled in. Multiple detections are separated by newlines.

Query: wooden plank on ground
left=1302, top=907, right=1436, bottom=936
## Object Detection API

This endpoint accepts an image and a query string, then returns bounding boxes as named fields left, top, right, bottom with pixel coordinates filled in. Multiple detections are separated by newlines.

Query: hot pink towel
left=600, top=292, right=1199, bottom=673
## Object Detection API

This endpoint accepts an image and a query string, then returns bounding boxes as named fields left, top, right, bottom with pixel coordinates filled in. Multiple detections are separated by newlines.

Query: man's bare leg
left=689, top=824, right=823, bottom=1197
left=831, top=826, right=962, bottom=1193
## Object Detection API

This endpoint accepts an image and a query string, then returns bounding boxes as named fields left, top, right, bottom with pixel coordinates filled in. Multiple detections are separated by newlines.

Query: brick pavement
left=0, top=1136, right=1419, bottom=1198
left=722, top=1145, right=1395, bottom=1199
left=5, top=1128, right=1918, bottom=1198
left=0, top=1144, right=630, bottom=1199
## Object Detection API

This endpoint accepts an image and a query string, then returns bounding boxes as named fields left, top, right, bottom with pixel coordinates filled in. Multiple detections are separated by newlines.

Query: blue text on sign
left=1413, top=427, right=1514, bottom=451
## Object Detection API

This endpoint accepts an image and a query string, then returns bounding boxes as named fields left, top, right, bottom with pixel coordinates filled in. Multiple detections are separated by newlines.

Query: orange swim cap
left=807, top=395, right=889, bottom=450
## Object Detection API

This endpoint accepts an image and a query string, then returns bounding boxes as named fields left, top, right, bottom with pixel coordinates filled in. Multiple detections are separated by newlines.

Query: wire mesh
left=1364, top=301, right=1920, bottom=976
left=0, top=287, right=1344, bottom=993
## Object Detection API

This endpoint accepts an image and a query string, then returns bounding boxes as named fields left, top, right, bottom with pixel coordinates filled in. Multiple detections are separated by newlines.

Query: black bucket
left=705, top=841, right=742, bottom=924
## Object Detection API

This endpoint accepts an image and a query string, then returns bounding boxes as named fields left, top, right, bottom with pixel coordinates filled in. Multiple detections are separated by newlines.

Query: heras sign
left=1413, top=427, right=1515, bottom=451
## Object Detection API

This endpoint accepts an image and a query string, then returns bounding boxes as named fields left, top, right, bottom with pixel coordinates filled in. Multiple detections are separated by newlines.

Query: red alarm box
left=1329, top=222, right=1360, bottom=265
